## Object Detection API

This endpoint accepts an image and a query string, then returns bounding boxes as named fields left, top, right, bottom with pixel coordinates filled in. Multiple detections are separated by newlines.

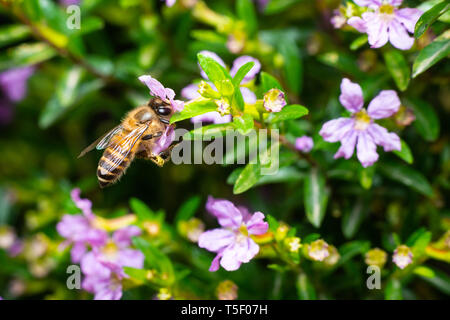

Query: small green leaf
left=264, top=0, right=300, bottom=15
left=170, top=99, right=218, bottom=124
left=296, top=274, right=316, bottom=300
left=405, top=98, right=440, bottom=142
left=416, top=267, right=450, bottom=295
left=233, top=163, right=261, bottom=194
left=412, top=30, right=450, bottom=78
left=236, top=0, right=258, bottom=35
left=233, top=114, right=254, bottom=135
left=279, top=38, right=302, bottom=94
left=261, top=71, right=283, bottom=92
left=267, top=104, right=309, bottom=123
left=0, top=42, right=56, bottom=71
left=350, top=35, right=368, bottom=51
left=383, top=50, right=410, bottom=91
left=174, top=196, right=201, bottom=224
left=184, top=123, right=235, bottom=140
left=304, top=168, right=329, bottom=228
left=379, top=161, right=434, bottom=197
left=393, top=140, right=414, bottom=164
left=232, top=61, right=255, bottom=87
left=197, top=53, right=231, bottom=83
left=318, top=51, right=364, bottom=77
left=130, top=198, right=155, bottom=221
left=385, top=279, right=403, bottom=300
left=342, top=198, right=366, bottom=239
left=415, top=1, right=450, bottom=38
left=0, top=25, right=30, bottom=48
left=359, top=165, right=375, bottom=189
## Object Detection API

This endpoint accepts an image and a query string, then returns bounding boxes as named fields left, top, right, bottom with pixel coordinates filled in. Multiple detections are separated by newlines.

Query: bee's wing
left=103, top=124, right=149, bottom=172
left=77, top=125, right=123, bottom=159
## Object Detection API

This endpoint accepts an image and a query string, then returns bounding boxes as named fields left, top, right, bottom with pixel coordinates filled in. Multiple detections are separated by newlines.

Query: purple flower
left=152, top=125, right=175, bottom=155
left=263, top=88, right=286, bottom=112
left=57, top=189, right=107, bottom=262
left=59, top=0, right=80, bottom=6
left=319, top=78, right=401, bottom=167
left=165, top=0, right=176, bottom=6
left=81, top=226, right=144, bottom=300
left=348, top=0, right=422, bottom=50
left=139, top=75, right=184, bottom=112
left=392, top=244, right=413, bottom=269
left=295, top=136, right=314, bottom=153
left=190, top=112, right=232, bottom=124
left=198, top=196, right=269, bottom=272
left=181, top=51, right=259, bottom=114
left=0, top=66, right=35, bottom=102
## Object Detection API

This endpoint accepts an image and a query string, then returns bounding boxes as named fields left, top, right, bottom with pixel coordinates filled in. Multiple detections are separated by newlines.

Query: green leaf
left=184, top=123, right=235, bottom=140
left=407, top=228, right=432, bottom=257
left=359, top=165, right=375, bottom=189
left=233, top=163, right=261, bottom=194
left=318, top=51, right=364, bottom=77
left=0, top=42, right=56, bottom=71
left=304, top=168, right=329, bottom=228
left=379, top=161, right=434, bottom=197
left=39, top=66, right=84, bottom=128
left=233, top=114, right=254, bottom=135
left=174, top=196, right=201, bottom=224
left=405, top=98, right=440, bottom=141
left=385, top=279, right=403, bottom=300
left=267, top=104, right=309, bottom=123
left=412, top=30, right=450, bottom=78
left=170, top=99, right=218, bottom=124
left=393, top=140, right=414, bottom=164
left=350, top=35, right=368, bottom=50
left=279, top=39, right=302, bottom=94
left=416, top=267, right=450, bottom=295
left=337, top=241, right=371, bottom=266
left=342, top=198, right=366, bottom=239
left=415, top=1, right=450, bottom=38
left=261, top=71, right=283, bottom=92
left=236, top=0, right=258, bottom=35
left=383, top=50, right=410, bottom=91
left=197, top=53, right=231, bottom=84
left=130, top=198, right=155, bottom=221
left=264, top=0, right=300, bottom=15
left=0, top=25, right=30, bottom=48
left=296, top=274, right=316, bottom=300
left=232, top=61, right=255, bottom=87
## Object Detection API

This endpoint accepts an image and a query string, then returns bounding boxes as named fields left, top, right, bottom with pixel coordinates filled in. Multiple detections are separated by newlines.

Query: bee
left=78, top=98, right=174, bottom=188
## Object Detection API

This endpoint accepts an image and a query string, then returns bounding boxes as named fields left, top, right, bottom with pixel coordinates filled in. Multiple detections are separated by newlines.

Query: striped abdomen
left=96, top=134, right=137, bottom=188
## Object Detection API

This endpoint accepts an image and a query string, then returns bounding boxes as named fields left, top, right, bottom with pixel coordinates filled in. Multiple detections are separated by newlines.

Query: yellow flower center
left=379, top=4, right=394, bottom=15
left=238, top=223, right=249, bottom=237
left=353, top=109, right=371, bottom=131
left=102, top=240, right=118, bottom=260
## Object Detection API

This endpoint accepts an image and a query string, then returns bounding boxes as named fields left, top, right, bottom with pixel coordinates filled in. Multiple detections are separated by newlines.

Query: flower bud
left=263, top=88, right=286, bottom=112
left=215, top=98, right=231, bottom=116
left=284, top=237, right=302, bottom=253
left=198, top=81, right=220, bottom=99
left=0, top=226, right=16, bottom=250
left=216, top=280, right=238, bottom=300
left=274, top=224, right=289, bottom=242
left=365, top=248, right=388, bottom=268
left=178, top=218, right=205, bottom=243
left=215, top=79, right=234, bottom=96
left=307, top=239, right=330, bottom=261
left=324, top=245, right=340, bottom=266
left=392, top=245, right=413, bottom=269
left=157, top=288, right=172, bottom=300
left=295, top=136, right=314, bottom=153
left=143, top=221, right=161, bottom=237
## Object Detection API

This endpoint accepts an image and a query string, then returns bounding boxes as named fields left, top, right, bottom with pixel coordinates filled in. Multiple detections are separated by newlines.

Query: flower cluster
left=57, top=189, right=144, bottom=300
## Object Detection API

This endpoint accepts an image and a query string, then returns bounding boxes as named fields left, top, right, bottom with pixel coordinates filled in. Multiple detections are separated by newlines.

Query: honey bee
left=78, top=98, right=174, bottom=188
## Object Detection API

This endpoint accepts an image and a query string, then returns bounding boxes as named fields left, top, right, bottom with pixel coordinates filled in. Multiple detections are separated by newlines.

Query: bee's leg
left=150, top=144, right=176, bottom=167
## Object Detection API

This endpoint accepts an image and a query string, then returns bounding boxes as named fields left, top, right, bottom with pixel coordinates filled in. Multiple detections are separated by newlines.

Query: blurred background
left=0, top=0, right=448, bottom=299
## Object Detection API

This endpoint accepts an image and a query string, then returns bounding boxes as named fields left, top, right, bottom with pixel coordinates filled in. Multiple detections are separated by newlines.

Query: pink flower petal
left=71, top=242, right=87, bottom=263
left=240, top=87, right=257, bottom=104
left=363, top=12, right=389, bottom=48
left=334, top=129, right=358, bottom=159
left=347, top=16, right=367, bottom=33
left=116, top=248, right=144, bottom=269
left=395, top=8, right=423, bottom=34
left=198, top=229, right=235, bottom=252
left=319, top=117, right=355, bottom=143
left=205, top=196, right=243, bottom=229
left=81, top=251, right=111, bottom=278
left=191, top=111, right=232, bottom=124
left=209, top=253, right=222, bottom=272
left=138, top=75, right=167, bottom=100
left=339, top=78, right=364, bottom=113
left=367, top=90, right=400, bottom=119
left=181, top=84, right=200, bottom=100
left=246, top=212, right=269, bottom=236
left=389, top=0, right=403, bottom=6
left=220, top=244, right=243, bottom=271
left=356, top=131, right=379, bottom=167
left=388, top=19, right=415, bottom=50
left=152, top=125, right=175, bottom=155
left=353, top=0, right=381, bottom=7
left=112, top=226, right=141, bottom=248
left=367, top=123, right=401, bottom=151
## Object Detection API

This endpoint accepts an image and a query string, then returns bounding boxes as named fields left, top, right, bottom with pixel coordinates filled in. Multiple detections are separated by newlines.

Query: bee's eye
left=157, top=106, right=172, bottom=116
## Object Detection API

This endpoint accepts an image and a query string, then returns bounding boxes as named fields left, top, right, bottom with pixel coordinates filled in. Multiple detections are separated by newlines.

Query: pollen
left=379, top=4, right=394, bottom=15
left=239, top=223, right=249, bottom=237
left=353, top=109, right=371, bottom=131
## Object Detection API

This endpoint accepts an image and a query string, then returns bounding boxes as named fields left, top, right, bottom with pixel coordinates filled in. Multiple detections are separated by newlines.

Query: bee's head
left=148, top=98, right=173, bottom=124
